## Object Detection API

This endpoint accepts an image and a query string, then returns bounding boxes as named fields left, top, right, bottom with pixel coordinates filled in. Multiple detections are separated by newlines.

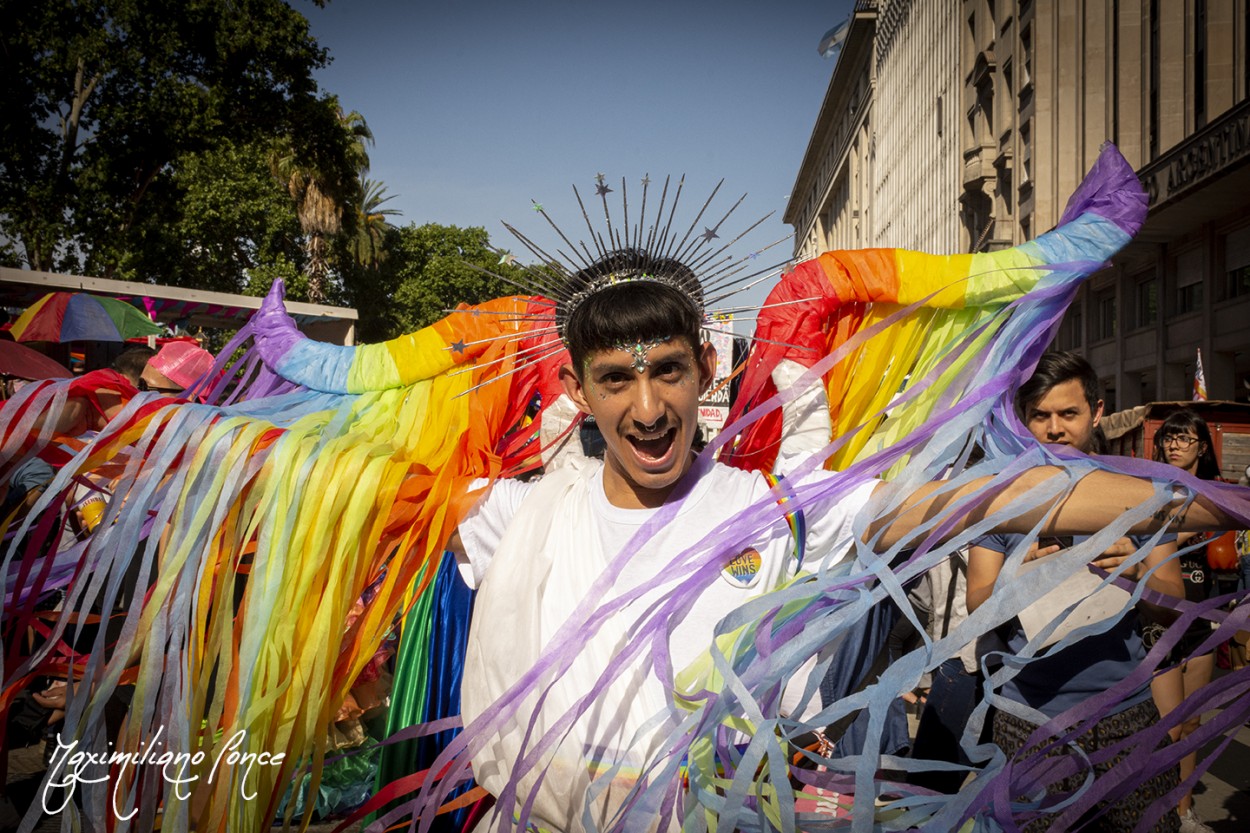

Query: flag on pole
left=1194, top=347, right=1208, bottom=401
left=818, top=18, right=850, bottom=60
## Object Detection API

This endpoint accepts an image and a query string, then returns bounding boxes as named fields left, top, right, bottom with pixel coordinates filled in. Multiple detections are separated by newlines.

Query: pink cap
left=149, top=341, right=214, bottom=390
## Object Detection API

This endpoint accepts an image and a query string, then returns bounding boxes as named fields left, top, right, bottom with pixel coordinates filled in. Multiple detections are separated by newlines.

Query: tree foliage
left=341, top=224, right=526, bottom=343
left=0, top=0, right=360, bottom=301
left=269, top=107, right=374, bottom=302
left=0, top=0, right=528, bottom=341
left=125, top=138, right=304, bottom=293
left=347, top=177, right=401, bottom=271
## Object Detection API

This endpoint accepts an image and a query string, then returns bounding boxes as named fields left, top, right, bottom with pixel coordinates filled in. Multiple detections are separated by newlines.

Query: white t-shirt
left=459, top=458, right=876, bottom=674
left=457, top=367, right=874, bottom=830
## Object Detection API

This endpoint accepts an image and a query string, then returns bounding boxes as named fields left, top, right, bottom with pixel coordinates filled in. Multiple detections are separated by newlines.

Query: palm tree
left=271, top=105, right=372, bottom=302
left=348, top=176, right=400, bottom=270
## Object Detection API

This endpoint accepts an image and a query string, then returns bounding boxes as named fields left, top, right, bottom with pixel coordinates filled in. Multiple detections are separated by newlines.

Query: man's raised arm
left=869, top=466, right=1238, bottom=551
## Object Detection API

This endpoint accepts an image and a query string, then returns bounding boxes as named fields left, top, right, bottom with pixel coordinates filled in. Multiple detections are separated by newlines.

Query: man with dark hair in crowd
left=968, top=351, right=1187, bottom=833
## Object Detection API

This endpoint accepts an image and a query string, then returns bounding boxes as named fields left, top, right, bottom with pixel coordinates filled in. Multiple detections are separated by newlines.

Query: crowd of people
left=2, top=145, right=1250, bottom=833
left=899, top=353, right=1247, bottom=833
left=1, top=341, right=215, bottom=758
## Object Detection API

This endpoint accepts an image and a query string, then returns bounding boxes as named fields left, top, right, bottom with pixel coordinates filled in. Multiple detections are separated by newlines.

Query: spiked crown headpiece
left=451, top=173, right=804, bottom=394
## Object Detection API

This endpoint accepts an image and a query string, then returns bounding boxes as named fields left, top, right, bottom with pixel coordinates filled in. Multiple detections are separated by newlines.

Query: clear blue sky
left=303, top=0, right=853, bottom=298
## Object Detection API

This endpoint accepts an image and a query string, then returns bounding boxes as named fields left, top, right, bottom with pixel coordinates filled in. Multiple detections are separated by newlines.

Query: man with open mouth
left=448, top=238, right=1239, bottom=831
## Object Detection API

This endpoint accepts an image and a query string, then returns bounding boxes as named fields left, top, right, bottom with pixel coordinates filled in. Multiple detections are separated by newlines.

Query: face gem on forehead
left=614, top=338, right=670, bottom=373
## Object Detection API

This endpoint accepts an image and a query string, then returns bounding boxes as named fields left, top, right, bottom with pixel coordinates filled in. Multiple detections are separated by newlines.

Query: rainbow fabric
left=1, top=145, right=1248, bottom=833
left=0, top=294, right=552, bottom=831
left=7, top=292, right=164, bottom=343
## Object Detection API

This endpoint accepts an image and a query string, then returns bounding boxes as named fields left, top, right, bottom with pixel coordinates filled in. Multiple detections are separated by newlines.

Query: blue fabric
left=371, top=553, right=476, bottom=832
left=973, top=532, right=1170, bottom=718
left=818, top=593, right=911, bottom=759
left=415, top=552, right=476, bottom=832
left=8, top=457, right=54, bottom=493
left=62, top=293, right=124, bottom=341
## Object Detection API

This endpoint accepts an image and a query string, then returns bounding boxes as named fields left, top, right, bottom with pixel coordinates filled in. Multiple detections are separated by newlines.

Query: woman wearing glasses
left=1150, top=409, right=1223, bottom=833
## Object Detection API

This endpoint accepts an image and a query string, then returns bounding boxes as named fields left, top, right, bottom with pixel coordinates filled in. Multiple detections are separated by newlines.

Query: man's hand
left=32, top=680, right=67, bottom=710
left=1021, top=541, right=1063, bottom=563
left=1027, top=536, right=1147, bottom=579
left=1090, top=537, right=1145, bottom=580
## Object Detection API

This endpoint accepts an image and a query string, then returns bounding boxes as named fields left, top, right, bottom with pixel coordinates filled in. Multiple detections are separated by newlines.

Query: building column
left=1207, top=348, right=1238, bottom=400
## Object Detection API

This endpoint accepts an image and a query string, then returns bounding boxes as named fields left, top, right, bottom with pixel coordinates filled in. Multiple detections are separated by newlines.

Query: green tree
left=0, top=0, right=353, bottom=292
left=269, top=105, right=373, bottom=302
left=347, top=177, right=401, bottom=270
left=343, top=224, right=525, bottom=343
left=123, top=138, right=304, bottom=293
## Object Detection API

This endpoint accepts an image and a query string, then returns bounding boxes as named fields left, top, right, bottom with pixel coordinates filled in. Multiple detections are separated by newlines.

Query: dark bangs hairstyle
left=1153, top=409, right=1221, bottom=480
left=1015, top=350, right=1102, bottom=417
left=563, top=250, right=704, bottom=374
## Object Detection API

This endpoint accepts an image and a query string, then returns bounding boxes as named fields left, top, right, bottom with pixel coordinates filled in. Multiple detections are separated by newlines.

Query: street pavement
left=1192, top=713, right=1250, bottom=832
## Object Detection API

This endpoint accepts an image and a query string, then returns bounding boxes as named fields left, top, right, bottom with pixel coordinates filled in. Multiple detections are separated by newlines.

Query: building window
left=1176, top=270, right=1203, bottom=314
left=997, top=159, right=1014, bottom=216
left=1103, top=377, right=1118, bottom=412
left=962, top=189, right=993, bottom=252
left=1058, top=305, right=1083, bottom=350
left=1135, top=276, right=1157, bottom=328
left=1195, top=0, right=1207, bottom=129
left=1019, top=120, right=1033, bottom=201
left=1149, top=0, right=1160, bottom=157
left=1228, top=265, right=1250, bottom=298
left=976, top=77, right=994, bottom=145
left=1112, top=0, right=1120, bottom=143
left=1096, top=291, right=1117, bottom=340
left=1225, top=225, right=1250, bottom=297
left=1021, top=22, right=1031, bottom=79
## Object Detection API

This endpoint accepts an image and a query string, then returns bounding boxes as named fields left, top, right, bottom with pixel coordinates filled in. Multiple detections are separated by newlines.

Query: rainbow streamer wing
left=0, top=289, right=555, bottom=831
left=727, top=144, right=1145, bottom=474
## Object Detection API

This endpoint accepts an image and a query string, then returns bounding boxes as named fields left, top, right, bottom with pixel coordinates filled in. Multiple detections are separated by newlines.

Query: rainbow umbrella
left=8, top=292, right=164, bottom=343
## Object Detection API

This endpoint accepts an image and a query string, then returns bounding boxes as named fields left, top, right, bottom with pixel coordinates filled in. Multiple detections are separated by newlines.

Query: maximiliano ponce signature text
left=43, top=726, right=285, bottom=820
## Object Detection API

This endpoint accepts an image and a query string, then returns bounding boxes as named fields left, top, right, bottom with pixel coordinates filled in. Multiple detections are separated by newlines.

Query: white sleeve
left=456, top=477, right=533, bottom=589
left=540, top=393, right=588, bottom=472
left=771, top=359, right=832, bottom=474
left=766, top=359, right=880, bottom=566
left=799, top=476, right=879, bottom=570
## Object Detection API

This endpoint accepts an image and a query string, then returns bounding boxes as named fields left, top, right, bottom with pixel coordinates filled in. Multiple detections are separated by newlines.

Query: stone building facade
left=787, top=0, right=1250, bottom=408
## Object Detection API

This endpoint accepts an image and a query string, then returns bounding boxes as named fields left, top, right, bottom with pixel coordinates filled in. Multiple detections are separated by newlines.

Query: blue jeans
left=910, top=658, right=980, bottom=793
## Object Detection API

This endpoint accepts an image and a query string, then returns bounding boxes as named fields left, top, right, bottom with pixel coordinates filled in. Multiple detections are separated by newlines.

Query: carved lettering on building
left=1147, top=112, right=1250, bottom=207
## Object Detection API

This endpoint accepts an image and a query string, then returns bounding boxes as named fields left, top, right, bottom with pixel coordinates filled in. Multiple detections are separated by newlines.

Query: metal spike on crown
left=480, top=173, right=792, bottom=346
left=446, top=174, right=806, bottom=399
